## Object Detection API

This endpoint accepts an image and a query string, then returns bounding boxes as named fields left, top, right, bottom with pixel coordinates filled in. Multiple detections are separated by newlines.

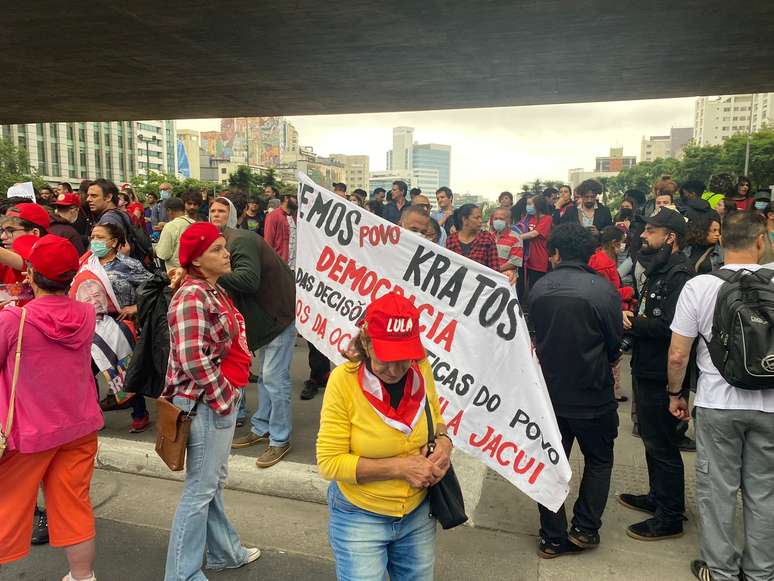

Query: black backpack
left=703, top=268, right=774, bottom=390
left=104, top=209, right=155, bottom=269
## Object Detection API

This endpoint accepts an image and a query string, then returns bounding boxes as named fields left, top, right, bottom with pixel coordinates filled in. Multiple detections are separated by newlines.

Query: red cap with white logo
left=360, top=292, right=425, bottom=362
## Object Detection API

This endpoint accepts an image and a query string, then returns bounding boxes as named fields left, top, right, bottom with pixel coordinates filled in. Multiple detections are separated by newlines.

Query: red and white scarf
left=358, top=362, right=426, bottom=436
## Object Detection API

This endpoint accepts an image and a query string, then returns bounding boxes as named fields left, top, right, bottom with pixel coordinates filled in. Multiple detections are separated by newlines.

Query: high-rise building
left=694, top=93, right=774, bottom=146
left=388, top=127, right=414, bottom=174
left=331, top=154, right=370, bottom=191
left=410, top=168, right=440, bottom=195
left=412, top=143, right=450, bottom=187
left=640, top=128, right=694, bottom=162
left=640, top=135, right=671, bottom=163
left=369, top=171, right=412, bottom=194
left=1, top=120, right=177, bottom=185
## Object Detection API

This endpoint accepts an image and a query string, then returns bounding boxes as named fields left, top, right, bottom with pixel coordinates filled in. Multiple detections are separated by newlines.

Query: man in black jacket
left=529, top=224, right=623, bottom=558
left=559, top=179, right=613, bottom=236
left=620, top=208, right=692, bottom=541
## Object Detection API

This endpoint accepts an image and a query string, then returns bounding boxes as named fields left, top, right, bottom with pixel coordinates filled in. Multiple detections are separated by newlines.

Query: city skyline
left=178, top=96, right=696, bottom=198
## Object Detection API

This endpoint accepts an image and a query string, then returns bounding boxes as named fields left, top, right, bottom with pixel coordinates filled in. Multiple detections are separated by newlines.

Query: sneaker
left=232, top=432, right=269, bottom=449
left=678, top=436, right=697, bottom=452
left=129, top=413, right=150, bottom=433
left=626, top=517, right=683, bottom=541
left=618, top=493, right=657, bottom=515
left=99, top=393, right=133, bottom=412
left=207, top=547, right=261, bottom=572
left=691, top=560, right=713, bottom=581
left=300, top=380, right=321, bottom=401
left=537, top=537, right=585, bottom=559
left=255, top=444, right=291, bottom=468
left=32, top=507, right=49, bottom=545
left=568, top=526, right=599, bottom=549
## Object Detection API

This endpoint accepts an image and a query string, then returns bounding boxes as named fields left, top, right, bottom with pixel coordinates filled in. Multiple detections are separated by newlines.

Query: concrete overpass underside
left=3, top=0, right=774, bottom=123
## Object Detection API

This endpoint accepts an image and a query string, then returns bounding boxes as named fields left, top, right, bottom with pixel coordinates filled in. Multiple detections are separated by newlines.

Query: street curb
left=95, top=437, right=486, bottom=523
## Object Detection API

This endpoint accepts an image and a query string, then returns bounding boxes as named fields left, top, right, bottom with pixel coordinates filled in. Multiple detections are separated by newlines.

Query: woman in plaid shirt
left=445, top=203, right=499, bottom=270
left=162, top=223, right=261, bottom=580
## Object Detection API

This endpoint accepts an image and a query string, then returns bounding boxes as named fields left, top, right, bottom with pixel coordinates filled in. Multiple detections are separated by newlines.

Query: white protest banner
left=294, top=173, right=571, bottom=511
left=7, top=181, right=36, bottom=203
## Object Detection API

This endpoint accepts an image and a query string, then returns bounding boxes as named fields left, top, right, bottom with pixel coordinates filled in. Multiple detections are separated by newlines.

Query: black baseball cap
left=644, top=207, right=687, bottom=236
left=332, top=182, right=347, bottom=192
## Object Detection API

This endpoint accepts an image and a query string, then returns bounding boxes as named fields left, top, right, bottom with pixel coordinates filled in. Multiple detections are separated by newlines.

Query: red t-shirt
left=219, top=298, right=251, bottom=388
left=525, top=215, right=553, bottom=273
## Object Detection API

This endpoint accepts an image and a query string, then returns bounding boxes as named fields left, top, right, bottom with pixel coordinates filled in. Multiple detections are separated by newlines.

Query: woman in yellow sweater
left=317, top=292, right=453, bottom=581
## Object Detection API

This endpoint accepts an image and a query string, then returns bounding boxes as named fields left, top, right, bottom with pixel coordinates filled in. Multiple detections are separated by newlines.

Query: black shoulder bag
left=423, top=399, right=468, bottom=529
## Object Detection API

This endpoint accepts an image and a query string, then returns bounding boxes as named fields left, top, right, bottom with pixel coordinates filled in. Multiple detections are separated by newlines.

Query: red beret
left=7, top=203, right=51, bottom=230
left=27, top=235, right=79, bottom=282
left=179, top=222, right=222, bottom=268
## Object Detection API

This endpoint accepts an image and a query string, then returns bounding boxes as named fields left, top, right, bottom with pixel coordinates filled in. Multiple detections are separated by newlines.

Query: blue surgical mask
left=90, top=240, right=110, bottom=258
left=160, top=190, right=171, bottom=200
left=492, top=219, right=507, bottom=233
left=754, top=201, right=769, bottom=210
left=526, top=206, right=536, bottom=215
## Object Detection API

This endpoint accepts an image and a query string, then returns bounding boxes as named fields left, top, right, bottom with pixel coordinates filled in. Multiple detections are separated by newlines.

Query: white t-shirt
left=671, top=264, right=774, bottom=412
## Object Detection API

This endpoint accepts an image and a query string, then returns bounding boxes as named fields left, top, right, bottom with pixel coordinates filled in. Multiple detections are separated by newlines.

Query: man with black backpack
left=668, top=212, right=774, bottom=581
left=87, top=178, right=154, bottom=268
left=619, top=208, right=693, bottom=541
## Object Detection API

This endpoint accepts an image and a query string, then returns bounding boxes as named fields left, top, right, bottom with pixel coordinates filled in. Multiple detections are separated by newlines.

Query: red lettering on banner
left=481, top=432, right=503, bottom=458
left=496, top=442, right=517, bottom=467
left=446, top=409, right=463, bottom=436
left=469, top=425, right=494, bottom=448
left=316, top=246, right=336, bottom=271
left=466, top=424, right=545, bottom=485
left=329, top=253, right=349, bottom=281
left=433, top=319, right=458, bottom=352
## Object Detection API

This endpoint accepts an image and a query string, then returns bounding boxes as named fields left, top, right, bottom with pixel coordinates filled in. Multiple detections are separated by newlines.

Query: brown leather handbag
left=154, top=396, right=201, bottom=471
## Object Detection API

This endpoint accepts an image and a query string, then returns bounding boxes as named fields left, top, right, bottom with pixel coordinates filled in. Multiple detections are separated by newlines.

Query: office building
left=1, top=120, right=178, bottom=185
left=640, top=127, right=694, bottom=162
left=694, top=93, right=774, bottom=146
left=369, top=171, right=411, bottom=194
left=594, top=147, right=636, bottom=172
left=276, top=146, right=345, bottom=190
left=388, top=127, right=414, bottom=174
left=331, top=154, right=370, bottom=191
left=413, top=143, right=451, bottom=186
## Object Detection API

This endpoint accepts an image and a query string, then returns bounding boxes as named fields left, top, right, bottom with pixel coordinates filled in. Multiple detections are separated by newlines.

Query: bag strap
left=424, top=397, right=435, bottom=455
left=2, top=308, right=27, bottom=441
left=694, top=246, right=714, bottom=273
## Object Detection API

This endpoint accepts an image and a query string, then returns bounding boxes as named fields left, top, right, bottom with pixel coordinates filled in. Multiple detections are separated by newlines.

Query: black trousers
left=634, top=376, right=685, bottom=524
left=538, top=409, right=618, bottom=542
left=307, top=341, right=330, bottom=384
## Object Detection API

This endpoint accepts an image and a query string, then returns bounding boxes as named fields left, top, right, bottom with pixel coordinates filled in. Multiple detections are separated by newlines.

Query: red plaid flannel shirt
left=162, top=277, right=245, bottom=415
left=445, top=231, right=500, bottom=271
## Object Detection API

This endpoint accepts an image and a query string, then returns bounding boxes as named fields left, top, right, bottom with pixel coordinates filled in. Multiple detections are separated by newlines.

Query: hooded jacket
left=49, top=213, right=87, bottom=256
left=588, top=248, right=635, bottom=310
left=212, top=199, right=295, bottom=351
left=0, top=296, right=103, bottom=453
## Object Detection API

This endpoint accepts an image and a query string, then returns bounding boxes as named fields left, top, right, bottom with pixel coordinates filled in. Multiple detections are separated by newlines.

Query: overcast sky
left=178, top=97, right=696, bottom=200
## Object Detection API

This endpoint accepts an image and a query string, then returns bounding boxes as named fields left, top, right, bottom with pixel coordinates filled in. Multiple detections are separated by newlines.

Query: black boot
left=31, top=506, right=49, bottom=545
left=626, top=517, right=683, bottom=541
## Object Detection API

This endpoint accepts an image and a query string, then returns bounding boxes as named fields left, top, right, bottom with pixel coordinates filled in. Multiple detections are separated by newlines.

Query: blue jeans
left=327, top=482, right=437, bottom=581
left=250, top=324, right=296, bottom=447
left=164, top=396, right=249, bottom=581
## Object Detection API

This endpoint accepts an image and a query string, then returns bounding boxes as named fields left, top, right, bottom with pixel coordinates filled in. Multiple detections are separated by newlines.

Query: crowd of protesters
left=0, top=171, right=772, bottom=581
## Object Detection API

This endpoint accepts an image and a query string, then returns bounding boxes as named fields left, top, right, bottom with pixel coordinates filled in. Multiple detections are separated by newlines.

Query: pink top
left=0, top=296, right=103, bottom=454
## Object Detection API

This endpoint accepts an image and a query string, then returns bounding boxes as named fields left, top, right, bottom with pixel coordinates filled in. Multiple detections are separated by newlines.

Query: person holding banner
left=445, top=203, right=499, bottom=270
left=529, top=224, right=623, bottom=558
left=317, top=292, right=451, bottom=581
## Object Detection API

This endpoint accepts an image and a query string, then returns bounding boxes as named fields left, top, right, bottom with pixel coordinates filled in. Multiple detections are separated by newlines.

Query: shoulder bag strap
left=3, top=308, right=27, bottom=440
left=424, top=397, right=436, bottom=454
left=694, top=246, right=714, bottom=273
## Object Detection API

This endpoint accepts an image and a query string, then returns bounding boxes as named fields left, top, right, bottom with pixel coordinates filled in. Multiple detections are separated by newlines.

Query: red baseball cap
left=53, top=192, right=82, bottom=207
left=27, top=235, right=79, bottom=282
left=361, top=292, right=425, bottom=362
left=11, top=234, right=39, bottom=261
left=7, top=203, right=51, bottom=230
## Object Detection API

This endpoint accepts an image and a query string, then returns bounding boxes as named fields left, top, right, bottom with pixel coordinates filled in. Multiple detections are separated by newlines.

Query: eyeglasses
left=0, top=227, right=26, bottom=236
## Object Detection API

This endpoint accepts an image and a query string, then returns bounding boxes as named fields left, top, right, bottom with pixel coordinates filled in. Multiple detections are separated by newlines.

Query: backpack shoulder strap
left=753, top=268, right=774, bottom=283
left=710, top=269, right=737, bottom=282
